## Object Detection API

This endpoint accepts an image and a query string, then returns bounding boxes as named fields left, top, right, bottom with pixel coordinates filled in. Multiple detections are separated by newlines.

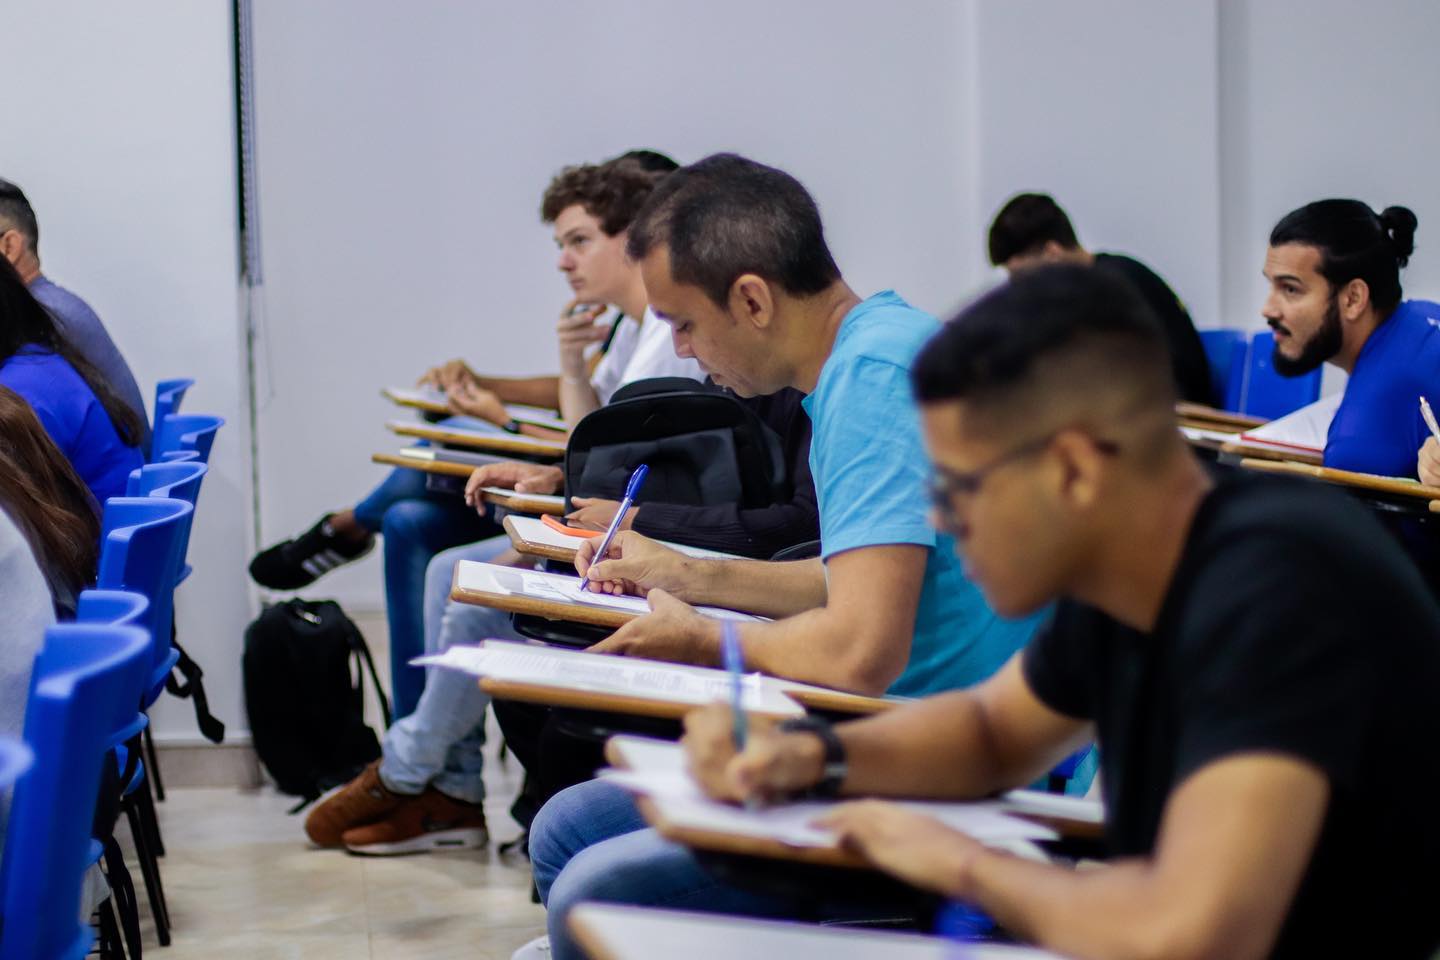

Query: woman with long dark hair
left=0, top=256, right=143, bottom=505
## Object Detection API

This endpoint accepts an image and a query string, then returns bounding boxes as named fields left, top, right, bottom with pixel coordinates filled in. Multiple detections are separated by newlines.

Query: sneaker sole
left=343, top=828, right=489, bottom=857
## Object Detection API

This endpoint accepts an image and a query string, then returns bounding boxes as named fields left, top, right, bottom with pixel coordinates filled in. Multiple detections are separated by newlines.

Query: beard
left=1271, top=295, right=1342, bottom=377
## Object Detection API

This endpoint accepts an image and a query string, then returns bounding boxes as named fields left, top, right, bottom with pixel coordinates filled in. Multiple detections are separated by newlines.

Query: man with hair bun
left=1262, top=199, right=1440, bottom=478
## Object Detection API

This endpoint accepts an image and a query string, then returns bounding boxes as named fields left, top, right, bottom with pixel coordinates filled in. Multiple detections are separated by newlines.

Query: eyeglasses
left=928, top=431, right=1120, bottom=533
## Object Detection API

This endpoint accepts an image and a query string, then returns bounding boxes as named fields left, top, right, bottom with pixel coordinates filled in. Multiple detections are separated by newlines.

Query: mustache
left=1267, top=317, right=1290, bottom=337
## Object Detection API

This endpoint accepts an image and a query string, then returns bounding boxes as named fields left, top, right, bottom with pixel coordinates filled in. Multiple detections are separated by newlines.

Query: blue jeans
left=378, top=536, right=526, bottom=802
left=531, top=780, right=803, bottom=960
left=352, top=472, right=497, bottom=718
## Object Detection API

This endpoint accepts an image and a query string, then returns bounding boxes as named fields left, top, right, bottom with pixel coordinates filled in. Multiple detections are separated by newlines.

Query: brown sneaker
left=303, top=761, right=407, bottom=848
left=340, top=789, right=489, bottom=856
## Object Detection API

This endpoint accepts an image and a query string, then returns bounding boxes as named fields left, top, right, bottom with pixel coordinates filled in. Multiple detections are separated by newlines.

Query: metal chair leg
left=123, top=801, right=171, bottom=946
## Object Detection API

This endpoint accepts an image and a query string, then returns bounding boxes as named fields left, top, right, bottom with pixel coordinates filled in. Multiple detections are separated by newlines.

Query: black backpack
left=563, top=377, right=789, bottom=509
left=242, top=599, right=391, bottom=808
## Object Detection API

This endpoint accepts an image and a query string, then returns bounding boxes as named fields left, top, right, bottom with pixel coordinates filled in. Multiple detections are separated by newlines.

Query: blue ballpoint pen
left=721, top=621, right=746, bottom=749
left=582, top=463, right=649, bottom=590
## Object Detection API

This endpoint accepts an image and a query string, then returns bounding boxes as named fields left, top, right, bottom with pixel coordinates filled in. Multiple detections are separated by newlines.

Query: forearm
left=961, top=853, right=1214, bottom=960
left=674, top=556, right=826, bottom=618
left=731, top=604, right=907, bottom=695
left=558, top=376, right=601, bottom=427
left=475, top=375, right=561, bottom=410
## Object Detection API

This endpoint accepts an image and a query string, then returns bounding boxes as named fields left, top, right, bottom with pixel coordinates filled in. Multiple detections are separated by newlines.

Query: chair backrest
left=152, top=413, right=224, bottom=465
left=1198, top=329, right=1247, bottom=411
left=149, top=378, right=194, bottom=460
left=0, top=737, right=32, bottom=794
left=1239, top=331, right=1323, bottom=420
left=97, top=499, right=192, bottom=683
left=126, top=461, right=208, bottom=581
left=75, top=589, right=150, bottom=629
left=0, top=623, right=150, bottom=960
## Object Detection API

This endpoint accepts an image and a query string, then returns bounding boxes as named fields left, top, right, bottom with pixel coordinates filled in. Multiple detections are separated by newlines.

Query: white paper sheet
left=454, top=561, right=767, bottom=622
left=480, top=486, right=566, bottom=509
left=1240, top=393, right=1342, bottom=452
left=601, top=737, right=1056, bottom=848
left=506, top=514, right=741, bottom=561
left=413, top=641, right=805, bottom=716
left=396, top=446, right=506, bottom=467
left=383, top=385, right=449, bottom=407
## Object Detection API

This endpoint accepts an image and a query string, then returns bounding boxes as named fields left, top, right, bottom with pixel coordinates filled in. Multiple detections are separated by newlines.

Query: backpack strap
left=164, top=640, right=228, bottom=743
left=346, top=623, right=392, bottom=728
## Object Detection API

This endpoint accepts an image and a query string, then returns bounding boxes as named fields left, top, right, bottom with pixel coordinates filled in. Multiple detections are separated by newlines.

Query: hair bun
left=1379, top=205, right=1418, bottom=267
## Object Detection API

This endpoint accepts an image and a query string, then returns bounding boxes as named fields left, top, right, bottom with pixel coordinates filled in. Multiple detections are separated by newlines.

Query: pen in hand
left=1420, top=397, right=1440, bottom=445
left=582, top=463, right=648, bottom=591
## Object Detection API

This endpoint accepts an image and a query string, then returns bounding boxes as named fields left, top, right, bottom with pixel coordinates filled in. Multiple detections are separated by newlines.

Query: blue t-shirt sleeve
left=811, top=355, right=937, bottom=559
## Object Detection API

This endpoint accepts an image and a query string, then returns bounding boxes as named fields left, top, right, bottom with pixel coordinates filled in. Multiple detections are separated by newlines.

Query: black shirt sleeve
left=630, top=388, right=820, bottom=560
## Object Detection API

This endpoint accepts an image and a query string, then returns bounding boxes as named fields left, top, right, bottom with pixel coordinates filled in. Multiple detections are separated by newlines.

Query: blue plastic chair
left=152, top=413, right=224, bottom=464
left=127, top=461, right=209, bottom=584
left=97, top=498, right=193, bottom=705
left=0, top=623, right=150, bottom=960
left=1198, top=329, right=1247, bottom=412
left=149, top=379, right=194, bottom=461
left=1238, top=331, right=1323, bottom=420
left=0, top=738, right=32, bottom=794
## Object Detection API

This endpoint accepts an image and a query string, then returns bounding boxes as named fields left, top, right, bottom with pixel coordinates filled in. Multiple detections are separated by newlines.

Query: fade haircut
left=0, top=178, right=39, bottom=253
left=625, top=153, right=841, bottom=308
left=913, top=264, right=1177, bottom=454
left=539, top=158, right=671, bottom=237
left=1270, top=199, right=1417, bottom=317
left=987, top=193, right=1079, bottom=266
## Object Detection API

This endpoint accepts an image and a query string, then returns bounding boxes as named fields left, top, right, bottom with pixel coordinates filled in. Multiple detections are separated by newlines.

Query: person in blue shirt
left=518, top=154, right=1044, bottom=960
left=0, top=178, right=150, bottom=450
left=1262, top=199, right=1440, bottom=478
left=0, top=257, right=144, bottom=508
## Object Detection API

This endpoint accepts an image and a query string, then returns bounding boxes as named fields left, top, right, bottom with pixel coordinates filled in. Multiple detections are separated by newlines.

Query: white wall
left=1, top=3, right=250, bottom=741
left=1218, top=0, right=1440, bottom=333
left=975, top=0, right=1222, bottom=327
left=249, top=0, right=982, bottom=609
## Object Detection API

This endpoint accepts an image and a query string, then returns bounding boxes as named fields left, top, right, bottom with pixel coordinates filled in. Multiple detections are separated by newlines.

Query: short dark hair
left=1269, top=199, right=1417, bottom=317
left=913, top=264, right=1175, bottom=435
left=987, top=193, right=1079, bottom=266
left=610, top=149, right=679, bottom=174
left=0, top=178, right=39, bottom=252
left=625, top=153, right=841, bottom=307
left=539, top=158, right=670, bottom=236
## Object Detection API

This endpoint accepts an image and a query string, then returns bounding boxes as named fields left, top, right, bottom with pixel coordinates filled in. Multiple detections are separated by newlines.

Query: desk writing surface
left=606, top=737, right=1055, bottom=869
left=570, top=904, right=1069, bottom=960
left=383, top=387, right=568, bottom=432
left=415, top=640, right=806, bottom=719
left=503, top=514, right=743, bottom=564
left=1218, top=438, right=1324, bottom=467
left=372, top=454, right=566, bottom=515
left=1174, top=402, right=1266, bottom=430
left=387, top=420, right=566, bottom=459
left=1238, top=459, right=1440, bottom=502
left=451, top=560, right=767, bottom=628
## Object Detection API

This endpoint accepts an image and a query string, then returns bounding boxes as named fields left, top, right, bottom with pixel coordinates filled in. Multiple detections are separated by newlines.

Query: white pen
left=1420, top=396, right=1440, bottom=444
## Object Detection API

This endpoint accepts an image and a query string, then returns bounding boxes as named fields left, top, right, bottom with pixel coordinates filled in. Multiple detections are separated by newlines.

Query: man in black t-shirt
left=987, top=192, right=1217, bottom=406
left=681, top=265, right=1440, bottom=959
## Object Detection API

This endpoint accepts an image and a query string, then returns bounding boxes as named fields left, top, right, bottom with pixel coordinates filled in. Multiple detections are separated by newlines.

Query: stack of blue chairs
left=0, top=623, right=151, bottom=960
left=1198, top=328, right=1322, bottom=420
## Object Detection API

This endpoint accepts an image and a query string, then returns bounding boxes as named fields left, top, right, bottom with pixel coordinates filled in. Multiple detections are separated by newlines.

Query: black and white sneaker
left=248, top=515, right=375, bottom=590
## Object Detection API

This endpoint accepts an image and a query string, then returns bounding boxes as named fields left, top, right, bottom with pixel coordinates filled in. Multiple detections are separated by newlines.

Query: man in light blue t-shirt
left=0, top=177, right=150, bottom=450
left=526, top=154, right=1044, bottom=960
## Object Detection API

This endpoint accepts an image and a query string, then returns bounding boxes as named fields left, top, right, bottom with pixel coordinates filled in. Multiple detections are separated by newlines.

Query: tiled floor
left=131, top=610, right=547, bottom=958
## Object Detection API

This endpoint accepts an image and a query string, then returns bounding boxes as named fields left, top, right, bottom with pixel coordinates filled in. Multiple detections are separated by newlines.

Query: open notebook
left=506, top=514, right=741, bottom=561
left=1238, top=393, right=1342, bottom=455
left=601, top=736, right=1057, bottom=852
left=415, top=640, right=807, bottom=717
left=453, top=560, right=768, bottom=623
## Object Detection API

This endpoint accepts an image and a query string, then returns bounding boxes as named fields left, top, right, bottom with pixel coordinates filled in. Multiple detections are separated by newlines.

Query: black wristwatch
left=501, top=418, right=523, bottom=435
left=779, top=716, right=847, bottom=798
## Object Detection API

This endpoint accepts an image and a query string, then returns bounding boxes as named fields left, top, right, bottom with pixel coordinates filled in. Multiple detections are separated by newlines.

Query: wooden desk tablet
left=1239, top=459, right=1440, bottom=508
left=1174, top=402, right=1266, bottom=431
left=371, top=454, right=567, bottom=515
left=384, top=387, right=567, bottom=431
left=569, top=904, right=1066, bottom=960
left=450, top=560, right=766, bottom=630
left=386, top=419, right=566, bottom=460
left=1218, top=439, right=1324, bottom=467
